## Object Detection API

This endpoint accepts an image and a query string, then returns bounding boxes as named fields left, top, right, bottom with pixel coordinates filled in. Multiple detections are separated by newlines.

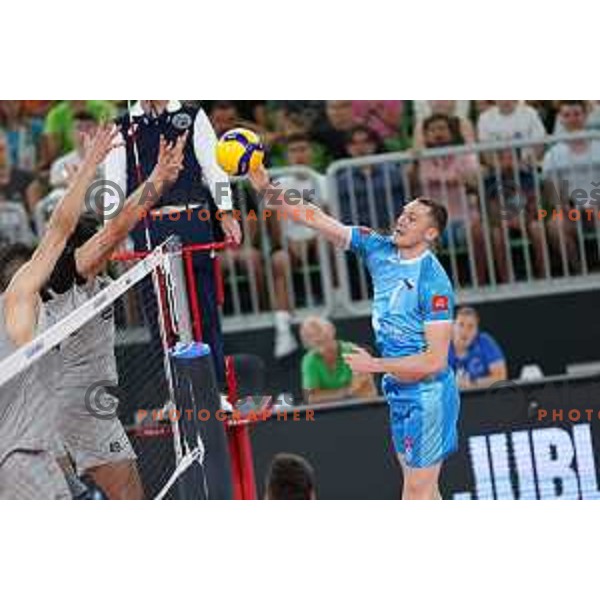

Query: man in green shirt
left=300, top=316, right=377, bottom=404
left=43, top=100, right=116, bottom=163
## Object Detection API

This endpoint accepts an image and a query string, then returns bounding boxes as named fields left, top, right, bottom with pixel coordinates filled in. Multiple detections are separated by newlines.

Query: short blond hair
left=299, top=316, right=335, bottom=349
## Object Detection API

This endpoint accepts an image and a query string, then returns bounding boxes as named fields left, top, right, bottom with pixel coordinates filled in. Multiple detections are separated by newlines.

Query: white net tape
left=0, top=248, right=164, bottom=388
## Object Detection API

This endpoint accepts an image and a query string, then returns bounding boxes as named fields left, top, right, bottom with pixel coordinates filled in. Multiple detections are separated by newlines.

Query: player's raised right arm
left=248, top=165, right=351, bottom=249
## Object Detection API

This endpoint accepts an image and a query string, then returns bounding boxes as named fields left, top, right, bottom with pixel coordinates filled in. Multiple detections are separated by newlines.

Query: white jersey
left=45, top=277, right=136, bottom=475
left=0, top=295, right=59, bottom=464
left=46, top=276, right=118, bottom=388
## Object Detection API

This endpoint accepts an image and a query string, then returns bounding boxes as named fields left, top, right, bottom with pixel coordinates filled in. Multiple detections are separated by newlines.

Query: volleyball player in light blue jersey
left=249, top=166, right=459, bottom=500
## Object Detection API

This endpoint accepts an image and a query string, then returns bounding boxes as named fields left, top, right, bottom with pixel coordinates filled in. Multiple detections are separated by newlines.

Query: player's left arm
left=344, top=322, right=452, bottom=382
left=384, top=321, right=452, bottom=381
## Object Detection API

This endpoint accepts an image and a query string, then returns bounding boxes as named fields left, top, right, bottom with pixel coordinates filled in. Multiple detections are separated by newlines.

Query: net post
left=182, top=248, right=203, bottom=341
left=169, top=342, right=233, bottom=499
left=237, top=423, right=258, bottom=499
left=214, top=253, right=225, bottom=306
left=225, top=356, right=258, bottom=500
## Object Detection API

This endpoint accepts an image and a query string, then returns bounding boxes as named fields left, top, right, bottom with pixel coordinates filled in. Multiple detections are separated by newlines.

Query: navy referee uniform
left=105, top=100, right=234, bottom=383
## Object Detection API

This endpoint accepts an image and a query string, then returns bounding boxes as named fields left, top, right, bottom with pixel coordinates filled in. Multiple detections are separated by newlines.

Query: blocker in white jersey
left=46, top=276, right=136, bottom=475
left=0, top=296, right=70, bottom=499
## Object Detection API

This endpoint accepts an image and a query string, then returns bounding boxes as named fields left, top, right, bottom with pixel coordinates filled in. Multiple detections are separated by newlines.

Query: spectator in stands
left=542, top=100, right=600, bottom=272
left=21, top=101, right=53, bottom=118
left=0, top=130, right=41, bottom=216
left=449, top=306, right=507, bottom=390
left=551, top=100, right=600, bottom=134
left=232, top=101, right=268, bottom=130
left=336, top=126, right=405, bottom=229
left=265, top=453, right=316, bottom=500
left=528, top=101, right=559, bottom=134
left=413, top=101, right=475, bottom=150
left=269, top=102, right=324, bottom=155
left=269, top=133, right=328, bottom=359
left=472, top=101, right=495, bottom=121
left=352, top=101, right=403, bottom=143
left=543, top=101, right=600, bottom=195
left=300, top=316, right=377, bottom=404
left=477, top=101, right=546, bottom=161
left=482, top=147, right=547, bottom=282
left=414, top=100, right=472, bottom=122
left=0, top=243, right=34, bottom=292
left=412, top=114, right=484, bottom=280
left=274, top=101, right=324, bottom=133
left=49, top=110, right=100, bottom=188
left=311, top=100, right=356, bottom=160
left=0, top=100, right=44, bottom=172
left=43, top=100, right=116, bottom=165
left=208, top=101, right=240, bottom=137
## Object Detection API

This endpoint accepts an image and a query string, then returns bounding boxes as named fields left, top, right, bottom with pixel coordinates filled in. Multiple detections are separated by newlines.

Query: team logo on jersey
left=171, top=112, right=192, bottom=130
left=109, top=441, right=122, bottom=453
left=432, top=295, right=449, bottom=312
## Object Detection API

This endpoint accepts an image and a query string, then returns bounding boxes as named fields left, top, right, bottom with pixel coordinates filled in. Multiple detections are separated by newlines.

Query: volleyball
left=215, top=128, right=265, bottom=176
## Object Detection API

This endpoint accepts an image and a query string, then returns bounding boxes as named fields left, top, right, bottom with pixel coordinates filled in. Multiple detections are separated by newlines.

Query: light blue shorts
left=382, top=370, right=460, bottom=468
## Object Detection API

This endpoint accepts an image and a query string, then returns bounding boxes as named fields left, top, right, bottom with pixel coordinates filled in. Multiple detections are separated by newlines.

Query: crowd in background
left=1, top=100, right=597, bottom=402
left=4, top=100, right=600, bottom=247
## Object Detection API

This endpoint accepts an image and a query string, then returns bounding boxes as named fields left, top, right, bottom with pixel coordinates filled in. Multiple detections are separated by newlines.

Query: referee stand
left=105, top=100, right=257, bottom=499
left=181, top=241, right=258, bottom=500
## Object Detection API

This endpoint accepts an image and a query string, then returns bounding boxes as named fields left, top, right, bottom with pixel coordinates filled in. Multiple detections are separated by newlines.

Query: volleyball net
left=0, top=240, right=235, bottom=500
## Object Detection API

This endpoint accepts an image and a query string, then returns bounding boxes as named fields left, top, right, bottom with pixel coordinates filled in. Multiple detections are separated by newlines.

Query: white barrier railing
left=326, top=131, right=600, bottom=315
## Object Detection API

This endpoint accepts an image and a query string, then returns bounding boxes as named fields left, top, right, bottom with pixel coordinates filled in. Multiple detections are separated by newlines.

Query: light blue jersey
left=349, top=227, right=460, bottom=468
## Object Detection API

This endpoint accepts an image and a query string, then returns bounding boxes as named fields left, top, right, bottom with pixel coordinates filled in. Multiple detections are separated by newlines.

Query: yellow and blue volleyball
left=215, top=128, right=265, bottom=177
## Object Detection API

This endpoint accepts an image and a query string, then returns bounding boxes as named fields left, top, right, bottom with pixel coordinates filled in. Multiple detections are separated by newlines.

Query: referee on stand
left=105, top=100, right=241, bottom=384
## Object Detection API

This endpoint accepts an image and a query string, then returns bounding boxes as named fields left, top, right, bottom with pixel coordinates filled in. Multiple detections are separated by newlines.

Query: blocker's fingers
left=176, top=130, right=189, bottom=150
left=158, top=135, right=167, bottom=155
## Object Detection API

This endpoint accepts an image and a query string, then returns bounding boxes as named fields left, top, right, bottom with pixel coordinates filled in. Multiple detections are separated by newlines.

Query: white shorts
left=0, top=450, right=71, bottom=499
left=56, top=386, right=137, bottom=475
